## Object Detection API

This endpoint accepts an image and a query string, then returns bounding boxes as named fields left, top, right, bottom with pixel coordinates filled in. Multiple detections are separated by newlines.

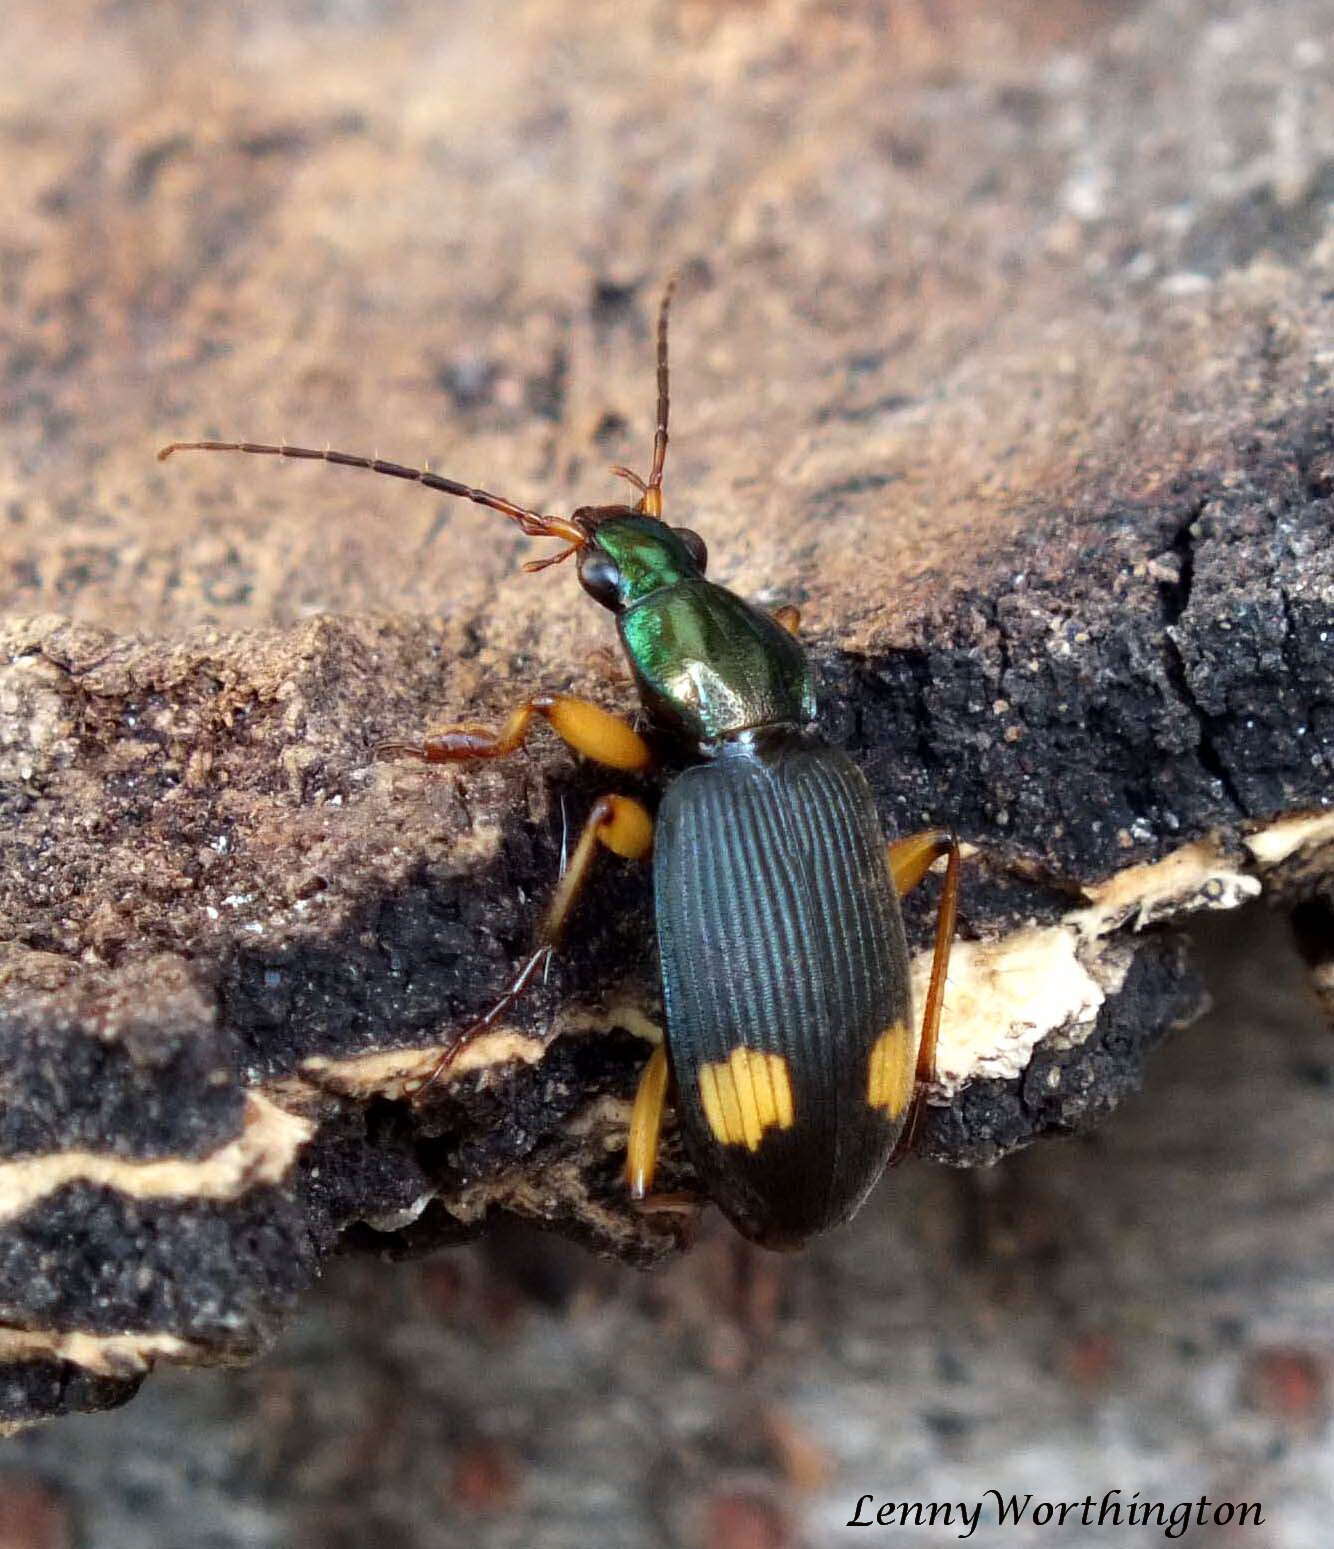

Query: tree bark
left=0, top=0, right=1330, bottom=1427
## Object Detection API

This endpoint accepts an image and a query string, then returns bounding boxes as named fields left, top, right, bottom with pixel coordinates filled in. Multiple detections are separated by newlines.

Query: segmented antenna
left=643, top=277, right=676, bottom=518
left=158, top=278, right=681, bottom=546
left=155, top=439, right=588, bottom=554
left=604, top=277, right=676, bottom=519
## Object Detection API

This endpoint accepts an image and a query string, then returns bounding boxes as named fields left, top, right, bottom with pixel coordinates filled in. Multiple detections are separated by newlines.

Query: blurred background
left=2, top=1, right=1332, bottom=1545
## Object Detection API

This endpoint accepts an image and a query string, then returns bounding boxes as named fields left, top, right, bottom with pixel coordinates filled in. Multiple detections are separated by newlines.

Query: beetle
left=158, top=282, right=960, bottom=1250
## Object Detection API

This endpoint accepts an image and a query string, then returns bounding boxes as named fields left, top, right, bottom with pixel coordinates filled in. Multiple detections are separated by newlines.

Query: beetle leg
left=626, top=1044, right=703, bottom=1221
left=585, top=643, right=631, bottom=685
left=408, top=793, right=654, bottom=1103
left=625, top=1043, right=670, bottom=1198
left=407, top=943, right=554, bottom=1099
left=378, top=693, right=652, bottom=773
left=887, top=828, right=954, bottom=896
left=911, top=834, right=960, bottom=1086
left=887, top=833, right=961, bottom=1163
left=620, top=988, right=703, bottom=1217
left=539, top=793, right=653, bottom=950
left=772, top=604, right=801, bottom=636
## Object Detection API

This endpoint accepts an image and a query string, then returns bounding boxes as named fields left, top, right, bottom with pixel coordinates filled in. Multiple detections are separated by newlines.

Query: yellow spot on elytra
left=698, top=1048, right=795, bottom=1151
left=867, top=1021, right=915, bottom=1118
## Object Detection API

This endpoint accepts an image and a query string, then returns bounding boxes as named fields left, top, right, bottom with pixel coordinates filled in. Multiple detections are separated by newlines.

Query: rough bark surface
left=4, top=910, right=1332, bottom=1548
left=0, top=0, right=1330, bottom=1429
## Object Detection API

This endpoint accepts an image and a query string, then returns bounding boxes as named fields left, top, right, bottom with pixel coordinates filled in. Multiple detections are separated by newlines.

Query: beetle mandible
left=159, top=282, right=961, bottom=1249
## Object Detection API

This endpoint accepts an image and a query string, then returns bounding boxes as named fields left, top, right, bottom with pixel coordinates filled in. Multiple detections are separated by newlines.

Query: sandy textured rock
left=0, top=0, right=1331, bottom=1427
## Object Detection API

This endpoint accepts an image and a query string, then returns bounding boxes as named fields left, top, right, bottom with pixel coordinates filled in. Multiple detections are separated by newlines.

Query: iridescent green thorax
left=591, top=515, right=701, bottom=607
left=620, top=580, right=815, bottom=745
left=588, top=525, right=814, bottom=750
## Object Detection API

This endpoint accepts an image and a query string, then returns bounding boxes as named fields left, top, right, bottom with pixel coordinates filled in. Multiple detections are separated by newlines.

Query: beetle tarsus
left=408, top=944, right=554, bottom=1105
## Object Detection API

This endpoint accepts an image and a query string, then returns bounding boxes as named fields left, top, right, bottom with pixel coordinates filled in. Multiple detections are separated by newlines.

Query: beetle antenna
left=155, top=439, right=588, bottom=553
left=641, top=277, right=676, bottom=519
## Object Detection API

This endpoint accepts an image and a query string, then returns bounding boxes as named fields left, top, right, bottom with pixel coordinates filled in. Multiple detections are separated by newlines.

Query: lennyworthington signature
left=845, top=1489, right=1265, bottom=1539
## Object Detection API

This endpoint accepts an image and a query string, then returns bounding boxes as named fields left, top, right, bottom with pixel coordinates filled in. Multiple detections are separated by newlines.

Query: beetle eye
left=577, top=548, right=623, bottom=611
left=673, top=527, right=708, bottom=573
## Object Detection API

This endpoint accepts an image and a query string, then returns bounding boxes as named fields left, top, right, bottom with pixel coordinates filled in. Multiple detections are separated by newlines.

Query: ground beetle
left=159, top=283, right=961, bottom=1250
